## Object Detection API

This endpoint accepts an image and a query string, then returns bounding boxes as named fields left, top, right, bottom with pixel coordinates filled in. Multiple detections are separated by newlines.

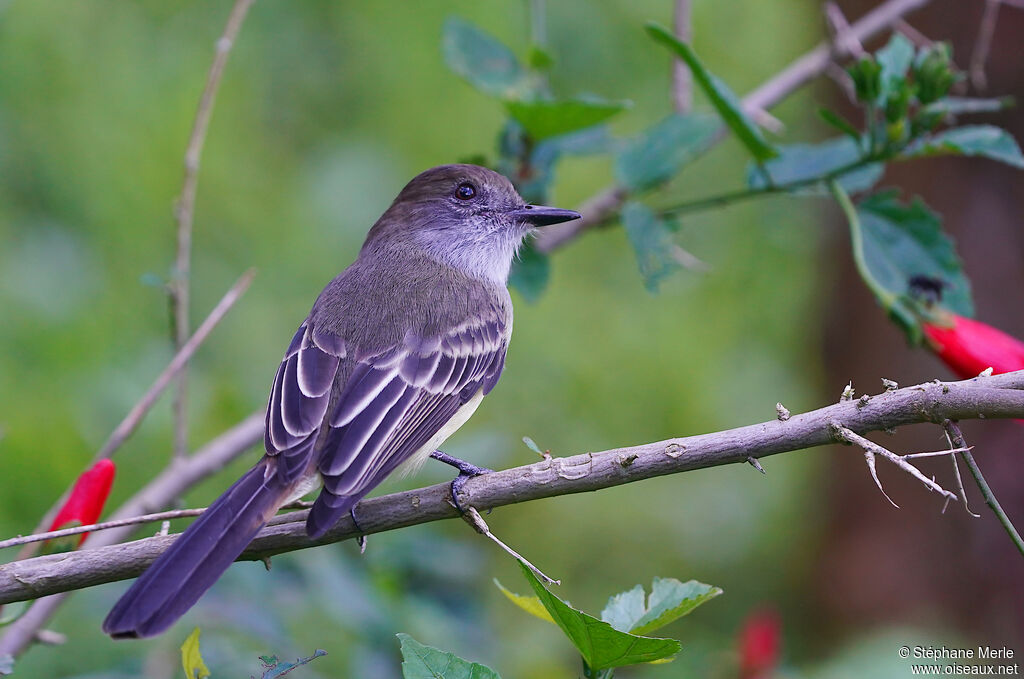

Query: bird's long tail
left=103, top=459, right=291, bottom=639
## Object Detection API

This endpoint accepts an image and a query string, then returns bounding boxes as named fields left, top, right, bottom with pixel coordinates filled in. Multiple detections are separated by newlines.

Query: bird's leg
left=349, top=506, right=368, bottom=554
left=430, top=450, right=493, bottom=513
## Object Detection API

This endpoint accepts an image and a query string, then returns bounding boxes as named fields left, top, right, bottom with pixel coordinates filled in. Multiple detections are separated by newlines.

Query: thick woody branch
left=2, top=372, right=1022, bottom=607
left=533, top=0, right=931, bottom=254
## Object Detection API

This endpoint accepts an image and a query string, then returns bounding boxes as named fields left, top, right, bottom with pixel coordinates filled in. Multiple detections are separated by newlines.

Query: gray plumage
left=103, top=164, right=580, bottom=639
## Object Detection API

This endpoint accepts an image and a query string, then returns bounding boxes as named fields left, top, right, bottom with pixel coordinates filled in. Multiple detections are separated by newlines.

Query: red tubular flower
left=922, top=314, right=1024, bottom=380
left=738, top=608, right=782, bottom=679
left=47, top=459, right=116, bottom=549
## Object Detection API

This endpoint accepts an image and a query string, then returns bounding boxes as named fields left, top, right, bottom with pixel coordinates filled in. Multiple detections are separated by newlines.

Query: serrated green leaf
left=442, top=17, right=529, bottom=99
left=600, top=579, right=722, bottom=636
left=506, top=97, right=628, bottom=140
left=261, top=649, right=327, bottom=679
left=748, top=137, right=883, bottom=195
left=614, top=113, right=718, bottom=192
left=902, top=125, right=1024, bottom=169
left=601, top=585, right=646, bottom=633
left=622, top=202, right=680, bottom=293
left=518, top=562, right=681, bottom=670
left=818, top=108, right=861, bottom=140
left=180, top=628, right=210, bottom=679
left=398, top=633, right=501, bottom=679
left=874, top=33, right=915, bottom=105
left=495, top=578, right=555, bottom=624
left=628, top=579, right=723, bottom=636
left=508, top=242, right=550, bottom=302
left=645, top=24, right=777, bottom=161
left=835, top=184, right=973, bottom=342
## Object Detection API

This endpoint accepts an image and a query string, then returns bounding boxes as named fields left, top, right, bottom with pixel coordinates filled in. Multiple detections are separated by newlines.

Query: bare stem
left=171, top=0, right=257, bottom=461
left=672, top=0, right=693, bottom=113
left=943, top=420, right=1024, bottom=557
left=969, top=0, right=1000, bottom=91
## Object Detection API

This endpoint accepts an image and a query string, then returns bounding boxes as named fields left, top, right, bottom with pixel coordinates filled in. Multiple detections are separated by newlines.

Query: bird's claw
left=430, top=450, right=493, bottom=513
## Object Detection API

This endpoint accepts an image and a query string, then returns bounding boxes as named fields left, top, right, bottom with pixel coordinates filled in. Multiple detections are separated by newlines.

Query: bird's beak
left=509, top=204, right=582, bottom=227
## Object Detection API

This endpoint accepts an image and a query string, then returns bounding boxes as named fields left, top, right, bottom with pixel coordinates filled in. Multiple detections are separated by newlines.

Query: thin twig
left=901, top=446, right=971, bottom=460
left=969, top=0, right=1000, bottom=91
left=172, top=0, right=257, bottom=462
left=2, top=372, right=1023, bottom=609
left=825, top=2, right=868, bottom=59
left=0, top=508, right=209, bottom=552
left=943, top=420, right=1024, bottom=557
left=672, top=0, right=693, bottom=114
left=832, top=424, right=959, bottom=504
left=946, top=440, right=981, bottom=518
left=460, top=507, right=560, bottom=585
left=100, top=269, right=255, bottom=462
left=16, top=269, right=255, bottom=564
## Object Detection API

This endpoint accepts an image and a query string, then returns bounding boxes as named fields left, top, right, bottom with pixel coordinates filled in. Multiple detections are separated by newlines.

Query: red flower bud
left=922, top=314, right=1024, bottom=380
left=738, top=608, right=781, bottom=679
left=47, top=459, right=116, bottom=548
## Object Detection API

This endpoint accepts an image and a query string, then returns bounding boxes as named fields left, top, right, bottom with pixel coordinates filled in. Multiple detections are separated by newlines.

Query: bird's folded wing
left=263, top=313, right=508, bottom=536
left=264, top=321, right=344, bottom=483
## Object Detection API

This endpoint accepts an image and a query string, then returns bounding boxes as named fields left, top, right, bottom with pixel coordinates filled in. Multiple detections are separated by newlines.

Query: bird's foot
left=430, top=450, right=493, bottom=513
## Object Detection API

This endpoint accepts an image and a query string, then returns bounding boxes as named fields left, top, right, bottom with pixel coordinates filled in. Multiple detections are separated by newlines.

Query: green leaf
left=748, top=137, right=883, bottom=195
left=902, top=125, right=1024, bottom=169
left=874, top=33, right=915, bottom=104
left=517, top=562, right=681, bottom=670
left=600, top=585, right=646, bottom=633
left=626, top=579, right=722, bottom=636
left=622, top=202, right=681, bottom=292
left=818, top=108, right=861, bottom=140
left=922, top=96, right=1013, bottom=117
left=614, top=113, right=718, bottom=192
left=495, top=578, right=556, bottom=624
left=180, top=628, right=210, bottom=679
left=644, top=24, right=777, bottom=161
left=833, top=184, right=972, bottom=341
left=442, top=17, right=529, bottom=99
left=600, top=579, right=722, bottom=635
left=508, top=242, right=550, bottom=303
left=261, top=649, right=327, bottom=679
left=398, top=633, right=501, bottom=679
left=506, top=97, right=628, bottom=140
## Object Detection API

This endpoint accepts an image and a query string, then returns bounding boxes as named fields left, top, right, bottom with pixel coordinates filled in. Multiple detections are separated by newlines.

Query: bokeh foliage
left=2, top=1, right=1006, bottom=677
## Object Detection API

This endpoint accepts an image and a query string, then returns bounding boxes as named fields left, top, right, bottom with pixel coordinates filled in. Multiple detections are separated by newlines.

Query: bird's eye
left=455, top=182, right=477, bottom=200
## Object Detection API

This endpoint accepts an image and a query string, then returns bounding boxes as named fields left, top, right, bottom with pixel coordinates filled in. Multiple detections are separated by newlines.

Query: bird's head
left=363, top=164, right=580, bottom=283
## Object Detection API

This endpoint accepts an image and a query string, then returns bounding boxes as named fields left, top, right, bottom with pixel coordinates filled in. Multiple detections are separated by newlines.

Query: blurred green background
left=1, top=1, right=1021, bottom=677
